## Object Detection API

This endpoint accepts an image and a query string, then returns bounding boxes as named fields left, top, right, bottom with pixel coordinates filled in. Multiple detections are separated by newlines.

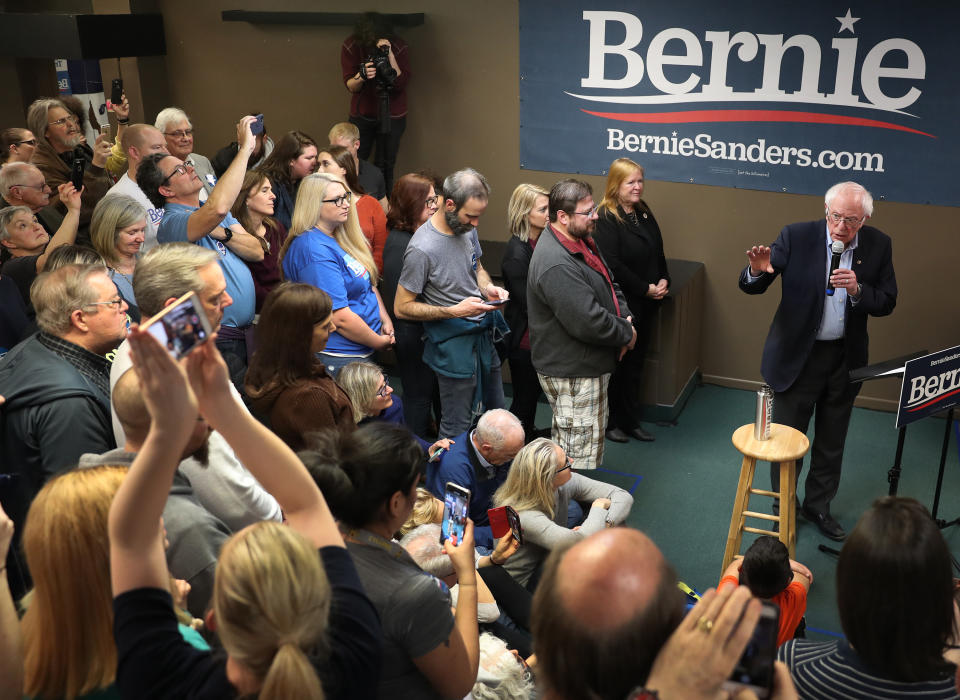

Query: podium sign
left=897, top=346, right=960, bottom=428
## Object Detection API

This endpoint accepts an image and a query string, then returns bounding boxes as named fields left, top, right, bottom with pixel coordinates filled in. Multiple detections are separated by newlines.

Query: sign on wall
left=519, top=2, right=959, bottom=206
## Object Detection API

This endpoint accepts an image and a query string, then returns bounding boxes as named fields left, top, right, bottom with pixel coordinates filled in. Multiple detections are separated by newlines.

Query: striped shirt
left=779, top=638, right=959, bottom=699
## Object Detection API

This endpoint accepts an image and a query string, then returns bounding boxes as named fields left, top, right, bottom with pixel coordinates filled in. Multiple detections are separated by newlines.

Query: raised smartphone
left=439, top=482, right=471, bottom=545
left=111, top=78, right=124, bottom=106
left=723, top=600, right=780, bottom=698
left=142, top=291, right=213, bottom=360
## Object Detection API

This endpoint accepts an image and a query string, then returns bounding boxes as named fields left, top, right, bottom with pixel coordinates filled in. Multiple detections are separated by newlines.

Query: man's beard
left=64, top=133, right=85, bottom=149
left=567, top=219, right=595, bottom=240
left=445, top=208, right=475, bottom=236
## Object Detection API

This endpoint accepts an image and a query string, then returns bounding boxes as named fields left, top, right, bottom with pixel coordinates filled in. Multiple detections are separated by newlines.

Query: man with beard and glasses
left=394, top=168, right=510, bottom=437
left=108, top=242, right=282, bottom=531
left=527, top=179, right=636, bottom=471
left=25, top=98, right=113, bottom=245
left=79, top=367, right=231, bottom=618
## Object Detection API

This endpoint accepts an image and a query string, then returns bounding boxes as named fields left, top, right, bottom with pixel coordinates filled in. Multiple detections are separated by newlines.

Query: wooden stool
left=721, top=423, right=810, bottom=576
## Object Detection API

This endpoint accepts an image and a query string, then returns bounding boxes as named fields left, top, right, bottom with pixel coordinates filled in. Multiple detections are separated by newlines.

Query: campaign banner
left=518, top=1, right=960, bottom=206
left=54, top=58, right=108, bottom=145
left=896, top=346, right=960, bottom=428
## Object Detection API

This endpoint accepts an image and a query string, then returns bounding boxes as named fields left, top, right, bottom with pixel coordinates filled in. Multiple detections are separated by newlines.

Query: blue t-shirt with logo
left=281, top=228, right=381, bottom=355
left=157, top=203, right=256, bottom=329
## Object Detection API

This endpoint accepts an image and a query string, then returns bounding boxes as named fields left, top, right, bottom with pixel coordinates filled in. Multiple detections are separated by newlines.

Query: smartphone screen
left=505, top=505, right=523, bottom=545
left=724, top=601, right=779, bottom=698
left=440, top=483, right=471, bottom=545
left=145, top=293, right=211, bottom=359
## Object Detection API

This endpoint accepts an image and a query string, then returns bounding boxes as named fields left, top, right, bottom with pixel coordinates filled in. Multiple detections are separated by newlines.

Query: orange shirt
left=719, top=575, right=807, bottom=646
left=356, top=194, right=387, bottom=275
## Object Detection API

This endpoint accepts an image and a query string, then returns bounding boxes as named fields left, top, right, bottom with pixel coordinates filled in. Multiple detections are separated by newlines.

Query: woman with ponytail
left=107, top=327, right=381, bottom=699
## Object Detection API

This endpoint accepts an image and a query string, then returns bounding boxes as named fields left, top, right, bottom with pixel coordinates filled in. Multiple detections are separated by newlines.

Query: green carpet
left=564, top=383, right=960, bottom=641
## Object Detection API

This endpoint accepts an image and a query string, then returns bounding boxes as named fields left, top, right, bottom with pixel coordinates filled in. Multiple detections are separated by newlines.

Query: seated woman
left=316, top=145, right=388, bottom=274
left=306, top=422, right=481, bottom=700
left=108, top=326, right=381, bottom=700
left=337, top=360, right=402, bottom=425
left=89, top=194, right=146, bottom=320
left=246, top=282, right=355, bottom=451
left=493, top=438, right=634, bottom=589
left=254, top=130, right=318, bottom=231
left=280, top=172, right=394, bottom=375
left=780, top=496, right=960, bottom=698
left=231, top=169, right=286, bottom=312
left=18, top=466, right=206, bottom=700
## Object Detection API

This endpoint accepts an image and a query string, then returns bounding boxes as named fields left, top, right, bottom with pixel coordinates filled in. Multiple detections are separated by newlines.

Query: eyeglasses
left=12, top=182, right=49, bottom=192
left=83, top=298, right=125, bottom=311
left=827, top=211, right=864, bottom=227
left=164, top=129, right=193, bottom=139
left=572, top=206, right=599, bottom=217
left=556, top=455, right=574, bottom=474
left=48, top=115, right=79, bottom=128
left=162, top=164, right=190, bottom=185
left=425, top=193, right=441, bottom=207
left=322, top=192, right=353, bottom=208
left=376, top=379, right=390, bottom=398
left=15, top=139, right=37, bottom=147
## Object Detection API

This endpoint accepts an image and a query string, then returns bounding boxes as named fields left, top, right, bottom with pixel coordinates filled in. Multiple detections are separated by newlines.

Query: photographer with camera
left=341, top=12, right=410, bottom=194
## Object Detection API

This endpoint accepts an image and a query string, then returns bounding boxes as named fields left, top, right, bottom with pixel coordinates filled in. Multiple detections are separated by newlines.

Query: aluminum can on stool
left=754, top=385, right=773, bottom=441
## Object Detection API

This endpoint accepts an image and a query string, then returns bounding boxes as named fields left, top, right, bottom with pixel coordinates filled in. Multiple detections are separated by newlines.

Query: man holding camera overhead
left=341, top=12, right=411, bottom=194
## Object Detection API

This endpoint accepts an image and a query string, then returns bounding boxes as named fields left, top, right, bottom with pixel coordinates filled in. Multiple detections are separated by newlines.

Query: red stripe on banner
left=906, top=387, right=960, bottom=412
left=582, top=109, right=937, bottom=138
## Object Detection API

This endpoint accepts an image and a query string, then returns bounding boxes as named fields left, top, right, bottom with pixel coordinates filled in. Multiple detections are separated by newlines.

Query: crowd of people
left=0, top=45, right=947, bottom=699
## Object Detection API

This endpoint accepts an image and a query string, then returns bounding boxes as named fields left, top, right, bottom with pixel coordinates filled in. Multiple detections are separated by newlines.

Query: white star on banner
left=836, top=9, right=860, bottom=34
left=671, top=131, right=678, bottom=137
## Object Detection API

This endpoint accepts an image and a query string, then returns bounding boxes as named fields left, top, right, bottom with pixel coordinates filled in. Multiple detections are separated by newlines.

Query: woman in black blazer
left=594, top=158, right=670, bottom=443
left=501, top=183, right=550, bottom=442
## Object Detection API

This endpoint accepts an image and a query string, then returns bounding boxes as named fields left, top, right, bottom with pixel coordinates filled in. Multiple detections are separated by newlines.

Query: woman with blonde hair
left=20, top=466, right=127, bottom=700
left=493, top=437, right=633, bottom=589
left=337, top=360, right=399, bottom=424
left=109, top=328, right=381, bottom=699
left=281, top=172, right=394, bottom=375
left=89, top=194, right=146, bottom=318
left=316, top=145, right=388, bottom=274
left=594, top=157, right=670, bottom=444
left=501, top=183, right=550, bottom=442
left=18, top=465, right=206, bottom=700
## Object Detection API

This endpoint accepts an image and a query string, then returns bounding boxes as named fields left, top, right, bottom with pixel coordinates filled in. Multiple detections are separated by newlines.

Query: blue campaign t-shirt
left=281, top=228, right=381, bottom=355
left=157, top=203, right=256, bottom=329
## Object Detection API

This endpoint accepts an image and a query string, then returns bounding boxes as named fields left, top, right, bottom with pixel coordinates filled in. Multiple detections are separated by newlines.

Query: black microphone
left=825, top=239, right=844, bottom=296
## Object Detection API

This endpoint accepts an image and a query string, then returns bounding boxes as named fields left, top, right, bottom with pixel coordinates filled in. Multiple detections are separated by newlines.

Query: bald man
left=532, top=528, right=685, bottom=699
left=104, top=123, right=169, bottom=251
left=532, top=529, right=798, bottom=700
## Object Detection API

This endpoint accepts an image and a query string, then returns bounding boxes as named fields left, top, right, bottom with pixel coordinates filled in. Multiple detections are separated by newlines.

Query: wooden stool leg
left=779, top=460, right=797, bottom=559
left=722, top=456, right=757, bottom=575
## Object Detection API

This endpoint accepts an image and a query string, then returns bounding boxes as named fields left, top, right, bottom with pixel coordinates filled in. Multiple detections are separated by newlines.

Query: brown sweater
left=248, top=370, right=355, bottom=452
left=31, top=141, right=113, bottom=244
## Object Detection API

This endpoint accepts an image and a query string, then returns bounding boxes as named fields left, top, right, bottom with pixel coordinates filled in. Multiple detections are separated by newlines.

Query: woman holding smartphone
left=493, top=438, right=633, bottom=589
left=280, top=172, right=394, bottom=376
left=307, top=422, right=480, bottom=700
left=594, top=158, right=670, bottom=444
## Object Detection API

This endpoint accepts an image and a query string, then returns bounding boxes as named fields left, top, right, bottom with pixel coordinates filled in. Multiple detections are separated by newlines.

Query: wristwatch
left=219, top=227, right=233, bottom=243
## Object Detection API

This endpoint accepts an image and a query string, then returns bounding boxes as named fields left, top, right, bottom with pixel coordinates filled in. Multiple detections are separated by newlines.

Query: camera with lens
left=365, top=44, right=397, bottom=89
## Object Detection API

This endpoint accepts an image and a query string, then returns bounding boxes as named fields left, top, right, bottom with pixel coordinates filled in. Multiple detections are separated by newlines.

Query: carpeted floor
left=554, top=382, right=960, bottom=640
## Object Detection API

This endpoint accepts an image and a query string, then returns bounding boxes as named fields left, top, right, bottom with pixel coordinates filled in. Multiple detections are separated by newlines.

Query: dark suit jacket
left=738, top=220, right=897, bottom=393
left=594, top=203, right=670, bottom=322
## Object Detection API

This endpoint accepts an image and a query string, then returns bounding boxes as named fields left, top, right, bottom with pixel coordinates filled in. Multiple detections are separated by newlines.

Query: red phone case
left=488, top=506, right=510, bottom=538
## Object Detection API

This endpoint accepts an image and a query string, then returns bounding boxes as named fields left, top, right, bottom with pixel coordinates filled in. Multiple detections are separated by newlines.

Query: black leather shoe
left=627, top=426, right=655, bottom=442
left=605, top=427, right=629, bottom=443
left=801, top=506, right=846, bottom=541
